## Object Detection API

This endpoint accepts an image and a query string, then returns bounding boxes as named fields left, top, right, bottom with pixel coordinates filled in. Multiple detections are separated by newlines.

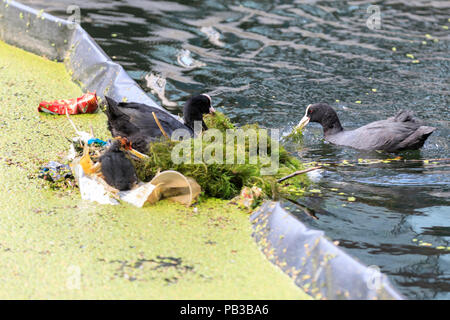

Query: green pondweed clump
left=133, top=112, right=309, bottom=199
left=204, top=111, right=236, bottom=131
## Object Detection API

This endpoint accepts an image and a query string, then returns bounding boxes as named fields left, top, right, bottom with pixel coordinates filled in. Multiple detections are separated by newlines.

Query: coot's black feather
left=183, top=95, right=213, bottom=131
left=298, top=103, right=435, bottom=152
left=99, top=140, right=138, bottom=191
left=105, top=95, right=212, bottom=153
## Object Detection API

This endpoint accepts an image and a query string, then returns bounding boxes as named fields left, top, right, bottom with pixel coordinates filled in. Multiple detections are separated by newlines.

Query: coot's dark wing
left=394, top=125, right=435, bottom=150
left=379, top=110, right=435, bottom=150
left=104, top=97, right=142, bottom=138
left=112, top=101, right=193, bottom=137
left=385, top=110, right=421, bottom=124
left=356, top=121, right=421, bottom=151
left=105, top=97, right=194, bottom=153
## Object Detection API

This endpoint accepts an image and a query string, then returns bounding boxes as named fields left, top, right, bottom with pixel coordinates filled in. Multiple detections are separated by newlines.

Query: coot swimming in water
left=105, top=94, right=215, bottom=153
left=99, top=138, right=146, bottom=191
left=296, top=103, right=435, bottom=152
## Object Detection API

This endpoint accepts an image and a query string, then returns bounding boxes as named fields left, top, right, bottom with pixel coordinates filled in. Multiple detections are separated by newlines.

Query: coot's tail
left=105, top=96, right=121, bottom=119
left=104, top=96, right=125, bottom=133
left=397, top=125, right=436, bottom=151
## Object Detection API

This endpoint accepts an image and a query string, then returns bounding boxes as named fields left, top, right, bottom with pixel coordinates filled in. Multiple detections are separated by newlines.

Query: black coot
left=183, top=94, right=215, bottom=131
left=99, top=138, right=139, bottom=191
left=296, top=103, right=435, bottom=152
left=104, top=94, right=215, bottom=153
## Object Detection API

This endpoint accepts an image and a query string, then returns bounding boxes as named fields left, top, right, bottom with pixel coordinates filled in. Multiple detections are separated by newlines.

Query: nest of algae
left=132, top=112, right=308, bottom=199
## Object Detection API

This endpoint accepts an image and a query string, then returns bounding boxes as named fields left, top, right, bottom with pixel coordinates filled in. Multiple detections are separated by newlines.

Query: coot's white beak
left=201, top=93, right=212, bottom=102
left=295, top=105, right=311, bottom=131
left=295, top=115, right=309, bottom=131
left=209, top=106, right=216, bottom=114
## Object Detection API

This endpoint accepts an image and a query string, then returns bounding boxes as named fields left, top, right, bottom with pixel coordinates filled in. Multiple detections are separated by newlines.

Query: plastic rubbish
left=231, top=186, right=263, bottom=210
left=117, top=171, right=201, bottom=207
left=71, top=153, right=201, bottom=207
left=87, top=138, right=107, bottom=146
left=177, top=49, right=206, bottom=69
left=38, top=92, right=98, bottom=115
left=39, top=161, right=73, bottom=182
left=65, top=109, right=94, bottom=144
left=200, top=26, right=224, bottom=47
left=118, top=182, right=161, bottom=208
left=73, top=164, right=119, bottom=205
left=149, top=170, right=201, bottom=207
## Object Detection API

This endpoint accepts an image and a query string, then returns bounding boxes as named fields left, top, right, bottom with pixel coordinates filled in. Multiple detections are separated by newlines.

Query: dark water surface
left=22, top=0, right=449, bottom=299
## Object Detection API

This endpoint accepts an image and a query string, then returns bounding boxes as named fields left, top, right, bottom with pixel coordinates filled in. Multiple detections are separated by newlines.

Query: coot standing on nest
left=99, top=138, right=146, bottom=191
left=296, top=103, right=435, bottom=152
left=104, top=94, right=215, bottom=153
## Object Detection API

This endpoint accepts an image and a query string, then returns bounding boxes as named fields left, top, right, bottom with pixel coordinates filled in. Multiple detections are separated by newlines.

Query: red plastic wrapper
left=38, top=92, right=98, bottom=115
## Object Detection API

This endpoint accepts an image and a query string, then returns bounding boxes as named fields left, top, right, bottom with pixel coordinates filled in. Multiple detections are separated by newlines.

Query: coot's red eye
left=308, top=108, right=312, bottom=114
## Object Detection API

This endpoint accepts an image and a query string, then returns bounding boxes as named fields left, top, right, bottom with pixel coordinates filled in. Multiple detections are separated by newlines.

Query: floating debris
left=347, top=196, right=356, bottom=202
left=144, top=73, right=177, bottom=107
left=392, top=47, right=397, bottom=52
left=200, top=26, right=224, bottom=47
left=176, top=49, right=206, bottom=69
left=231, top=186, right=263, bottom=210
left=411, top=239, right=450, bottom=251
left=36, top=9, right=44, bottom=19
left=305, top=157, right=449, bottom=168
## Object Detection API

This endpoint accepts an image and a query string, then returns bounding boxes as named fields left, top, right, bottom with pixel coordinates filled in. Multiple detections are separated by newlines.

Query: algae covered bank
left=0, top=16, right=309, bottom=299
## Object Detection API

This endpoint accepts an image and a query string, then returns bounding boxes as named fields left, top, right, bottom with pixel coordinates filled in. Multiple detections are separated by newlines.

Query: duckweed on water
left=0, top=40, right=309, bottom=299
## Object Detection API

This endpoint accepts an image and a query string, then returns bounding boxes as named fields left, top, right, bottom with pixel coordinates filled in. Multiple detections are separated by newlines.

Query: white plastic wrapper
left=73, top=164, right=119, bottom=205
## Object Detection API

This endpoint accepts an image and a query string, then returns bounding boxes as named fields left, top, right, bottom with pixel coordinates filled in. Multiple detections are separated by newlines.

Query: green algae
left=0, top=40, right=309, bottom=299
left=134, top=130, right=309, bottom=200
